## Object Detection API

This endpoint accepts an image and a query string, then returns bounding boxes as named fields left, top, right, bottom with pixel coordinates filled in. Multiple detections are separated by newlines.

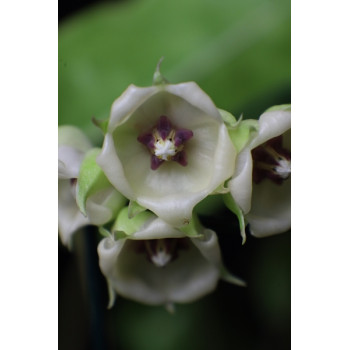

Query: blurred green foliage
left=58, top=0, right=290, bottom=349
left=58, top=0, right=290, bottom=144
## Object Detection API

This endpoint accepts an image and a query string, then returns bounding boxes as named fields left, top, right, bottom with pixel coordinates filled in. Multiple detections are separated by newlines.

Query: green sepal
left=153, top=57, right=169, bottom=85
left=76, top=148, right=111, bottom=215
left=219, top=109, right=238, bottom=128
left=219, top=109, right=258, bottom=152
left=92, top=117, right=109, bottom=135
left=98, top=226, right=128, bottom=240
left=114, top=230, right=129, bottom=240
left=223, top=193, right=246, bottom=245
left=128, top=200, right=147, bottom=219
left=112, top=207, right=154, bottom=236
left=264, top=104, right=291, bottom=113
left=179, top=213, right=204, bottom=238
left=228, top=119, right=259, bottom=153
left=98, top=226, right=111, bottom=238
left=212, top=182, right=230, bottom=195
left=220, top=266, right=246, bottom=287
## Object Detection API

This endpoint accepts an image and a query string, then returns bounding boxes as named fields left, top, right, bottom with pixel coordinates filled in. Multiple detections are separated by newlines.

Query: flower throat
left=137, top=115, right=193, bottom=170
left=252, top=135, right=291, bottom=185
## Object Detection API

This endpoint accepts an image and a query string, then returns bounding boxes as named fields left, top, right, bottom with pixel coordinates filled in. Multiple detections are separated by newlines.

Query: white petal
left=246, top=177, right=291, bottom=237
left=98, top=83, right=235, bottom=226
left=108, top=84, right=159, bottom=131
left=58, top=125, right=92, bottom=152
left=130, top=217, right=187, bottom=240
left=58, top=180, right=89, bottom=246
left=58, top=145, right=85, bottom=179
left=249, top=110, right=291, bottom=149
left=98, top=235, right=220, bottom=305
left=190, top=229, right=222, bottom=267
left=85, top=187, right=125, bottom=226
left=136, top=124, right=235, bottom=226
left=96, top=133, right=135, bottom=200
left=165, top=82, right=222, bottom=122
left=228, top=148, right=253, bottom=214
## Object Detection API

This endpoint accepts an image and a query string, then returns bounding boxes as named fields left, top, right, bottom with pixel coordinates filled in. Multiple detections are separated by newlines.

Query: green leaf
left=223, top=193, right=247, bottom=244
left=76, top=148, right=111, bottom=215
left=59, top=0, right=290, bottom=139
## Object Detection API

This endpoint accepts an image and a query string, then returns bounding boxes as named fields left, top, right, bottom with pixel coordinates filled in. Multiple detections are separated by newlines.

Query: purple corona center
left=134, top=238, right=189, bottom=268
left=137, top=115, right=193, bottom=170
left=252, top=135, right=291, bottom=185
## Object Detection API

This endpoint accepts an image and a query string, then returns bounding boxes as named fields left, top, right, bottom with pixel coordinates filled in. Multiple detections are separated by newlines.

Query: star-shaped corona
left=137, top=116, right=193, bottom=170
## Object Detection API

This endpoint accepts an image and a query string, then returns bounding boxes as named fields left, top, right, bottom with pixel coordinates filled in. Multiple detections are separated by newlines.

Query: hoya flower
left=97, top=78, right=236, bottom=227
left=58, top=126, right=92, bottom=246
left=58, top=126, right=126, bottom=247
left=98, top=209, right=244, bottom=307
left=228, top=106, right=291, bottom=237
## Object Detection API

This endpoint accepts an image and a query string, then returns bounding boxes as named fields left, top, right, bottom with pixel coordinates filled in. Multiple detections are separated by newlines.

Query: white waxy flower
left=58, top=126, right=126, bottom=247
left=58, top=126, right=92, bottom=246
left=98, top=210, right=243, bottom=306
left=228, top=107, right=291, bottom=237
left=97, top=82, right=236, bottom=227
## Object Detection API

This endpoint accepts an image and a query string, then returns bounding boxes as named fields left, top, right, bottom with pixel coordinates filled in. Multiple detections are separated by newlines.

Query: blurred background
left=58, top=0, right=291, bottom=349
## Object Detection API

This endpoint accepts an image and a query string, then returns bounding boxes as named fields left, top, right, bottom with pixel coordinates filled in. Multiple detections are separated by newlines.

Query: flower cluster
left=58, top=66, right=291, bottom=308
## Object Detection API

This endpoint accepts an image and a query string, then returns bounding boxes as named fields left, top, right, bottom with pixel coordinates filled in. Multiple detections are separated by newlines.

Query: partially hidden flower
left=228, top=106, right=291, bottom=237
left=98, top=208, right=245, bottom=307
left=58, top=126, right=92, bottom=246
left=58, top=126, right=126, bottom=247
left=97, top=80, right=236, bottom=227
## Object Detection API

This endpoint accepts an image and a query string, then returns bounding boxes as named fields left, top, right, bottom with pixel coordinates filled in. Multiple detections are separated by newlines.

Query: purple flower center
left=137, top=116, right=193, bottom=170
left=252, top=135, right=291, bottom=185
left=134, top=238, right=189, bottom=268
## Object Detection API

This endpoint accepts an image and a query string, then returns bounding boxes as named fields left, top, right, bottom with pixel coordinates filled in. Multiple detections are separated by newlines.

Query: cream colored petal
left=58, top=180, right=89, bottom=246
left=85, top=187, right=125, bottom=226
left=228, top=148, right=253, bottom=214
left=136, top=124, right=235, bottom=226
left=58, top=145, right=85, bottom=179
left=96, top=133, right=135, bottom=200
left=190, top=229, right=222, bottom=267
left=246, top=177, right=291, bottom=237
left=98, top=236, right=220, bottom=305
left=99, top=83, right=235, bottom=226
left=98, top=237, right=126, bottom=277
left=58, top=125, right=92, bottom=152
left=165, top=82, right=222, bottom=121
left=108, top=84, right=159, bottom=131
left=250, top=110, right=291, bottom=149
left=130, top=217, right=187, bottom=240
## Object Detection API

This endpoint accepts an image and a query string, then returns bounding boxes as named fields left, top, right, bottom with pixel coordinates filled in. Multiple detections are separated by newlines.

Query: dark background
left=59, top=0, right=117, bottom=22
